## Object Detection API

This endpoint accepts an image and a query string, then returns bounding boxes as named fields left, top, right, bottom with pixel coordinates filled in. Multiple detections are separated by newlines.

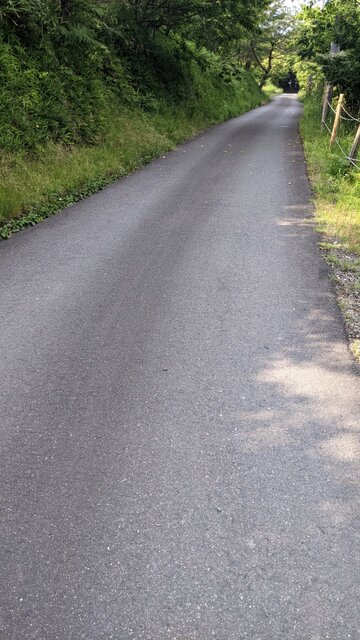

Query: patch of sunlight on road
left=277, top=217, right=311, bottom=229
left=255, top=352, right=360, bottom=466
left=320, top=498, right=359, bottom=526
left=283, top=204, right=313, bottom=212
left=318, top=433, right=360, bottom=461
left=259, top=357, right=358, bottom=424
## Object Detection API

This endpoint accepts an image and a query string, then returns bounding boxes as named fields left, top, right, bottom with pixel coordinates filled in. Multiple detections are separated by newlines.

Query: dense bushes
left=0, top=28, right=262, bottom=153
left=296, top=0, right=360, bottom=111
left=0, top=0, right=265, bottom=155
left=0, top=0, right=134, bottom=151
left=300, top=91, right=360, bottom=253
left=0, top=1, right=265, bottom=229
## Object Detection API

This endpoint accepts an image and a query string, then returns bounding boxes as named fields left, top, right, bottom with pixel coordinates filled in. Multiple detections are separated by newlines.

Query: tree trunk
left=259, top=74, right=269, bottom=89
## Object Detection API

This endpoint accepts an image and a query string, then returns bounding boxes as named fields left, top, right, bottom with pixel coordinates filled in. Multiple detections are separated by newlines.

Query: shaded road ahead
left=1, top=95, right=360, bottom=639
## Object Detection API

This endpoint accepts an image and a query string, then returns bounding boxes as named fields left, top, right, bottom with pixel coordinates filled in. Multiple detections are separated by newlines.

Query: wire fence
left=326, top=99, right=360, bottom=124
left=323, top=97, right=360, bottom=171
left=342, top=104, right=360, bottom=124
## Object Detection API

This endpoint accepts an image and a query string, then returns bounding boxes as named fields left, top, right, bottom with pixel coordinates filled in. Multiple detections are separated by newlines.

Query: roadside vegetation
left=0, top=61, right=262, bottom=238
left=293, top=0, right=360, bottom=358
left=0, top=0, right=270, bottom=236
left=1, top=1, right=359, bottom=353
left=300, top=92, right=360, bottom=357
left=300, top=94, right=360, bottom=255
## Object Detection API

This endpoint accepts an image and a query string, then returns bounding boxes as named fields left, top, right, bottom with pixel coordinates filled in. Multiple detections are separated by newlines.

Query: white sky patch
left=281, top=0, right=304, bottom=11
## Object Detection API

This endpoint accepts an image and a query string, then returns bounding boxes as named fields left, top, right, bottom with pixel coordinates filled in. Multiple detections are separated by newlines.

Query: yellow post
left=321, top=83, right=333, bottom=129
left=349, top=124, right=360, bottom=166
left=330, top=94, right=344, bottom=147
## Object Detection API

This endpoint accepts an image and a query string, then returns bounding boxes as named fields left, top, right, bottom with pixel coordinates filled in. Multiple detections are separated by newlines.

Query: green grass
left=262, top=80, right=283, bottom=99
left=0, top=69, right=264, bottom=238
left=0, top=109, right=170, bottom=225
left=300, top=93, right=360, bottom=253
left=301, top=92, right=360, bottom=360
left=325, top=255, right=360, bottom=271
left=0, top=25, right=265, bottom=237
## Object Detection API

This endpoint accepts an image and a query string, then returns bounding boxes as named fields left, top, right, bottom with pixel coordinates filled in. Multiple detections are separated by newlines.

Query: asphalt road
left=1, top=95, right=360, bottom=639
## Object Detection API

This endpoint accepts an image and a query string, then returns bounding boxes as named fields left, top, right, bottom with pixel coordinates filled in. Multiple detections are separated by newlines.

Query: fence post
left=330, top=94, right=344, bottom=147
left=321, top=43, right=340, bottom=128
left=349, top=124, right=360, bottom=166
left=321, top=83, right=333, bottom=128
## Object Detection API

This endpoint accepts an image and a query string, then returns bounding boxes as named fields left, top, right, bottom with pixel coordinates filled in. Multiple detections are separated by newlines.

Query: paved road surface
left=1, top=95, right=360, bottom=639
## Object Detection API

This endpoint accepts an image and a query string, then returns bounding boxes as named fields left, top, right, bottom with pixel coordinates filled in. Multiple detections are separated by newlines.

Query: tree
left=239, top=1, right=294, bottom=88
left=117, top=0, right=270, bottom=48
left=296, top=0, right=360, bottom=108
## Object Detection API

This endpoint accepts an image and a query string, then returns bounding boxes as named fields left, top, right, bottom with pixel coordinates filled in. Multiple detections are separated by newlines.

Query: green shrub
left=0, top=12, right=264, bottom=229
left=300, top=91, right=360, bottom=252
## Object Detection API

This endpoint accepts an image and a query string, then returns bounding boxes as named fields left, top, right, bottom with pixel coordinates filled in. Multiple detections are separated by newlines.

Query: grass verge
left=262, top=80, right=283, bottom=99
left=300, top=92, right=360, bottom=359
left=0, top=73, right=264, bottom=239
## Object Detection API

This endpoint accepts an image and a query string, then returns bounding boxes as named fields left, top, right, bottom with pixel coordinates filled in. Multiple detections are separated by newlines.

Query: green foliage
left=116, top=0, right=270, bottom=49
left=293, top=58, right=323, bottom=95
left=296, top=0, right=360, bottom=109
left=0, top=0, right=267, bottom=233
left=0, top=0, right=56, bottom=43
left=0, top=8, right=264, bottom=230
left=300, top=91, right=360, bottom=253
left=0, top=4, right=132, bottom=151
left=0, top=0, right=268, bottom=154
left=235, top=1, right=295, bottom=88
